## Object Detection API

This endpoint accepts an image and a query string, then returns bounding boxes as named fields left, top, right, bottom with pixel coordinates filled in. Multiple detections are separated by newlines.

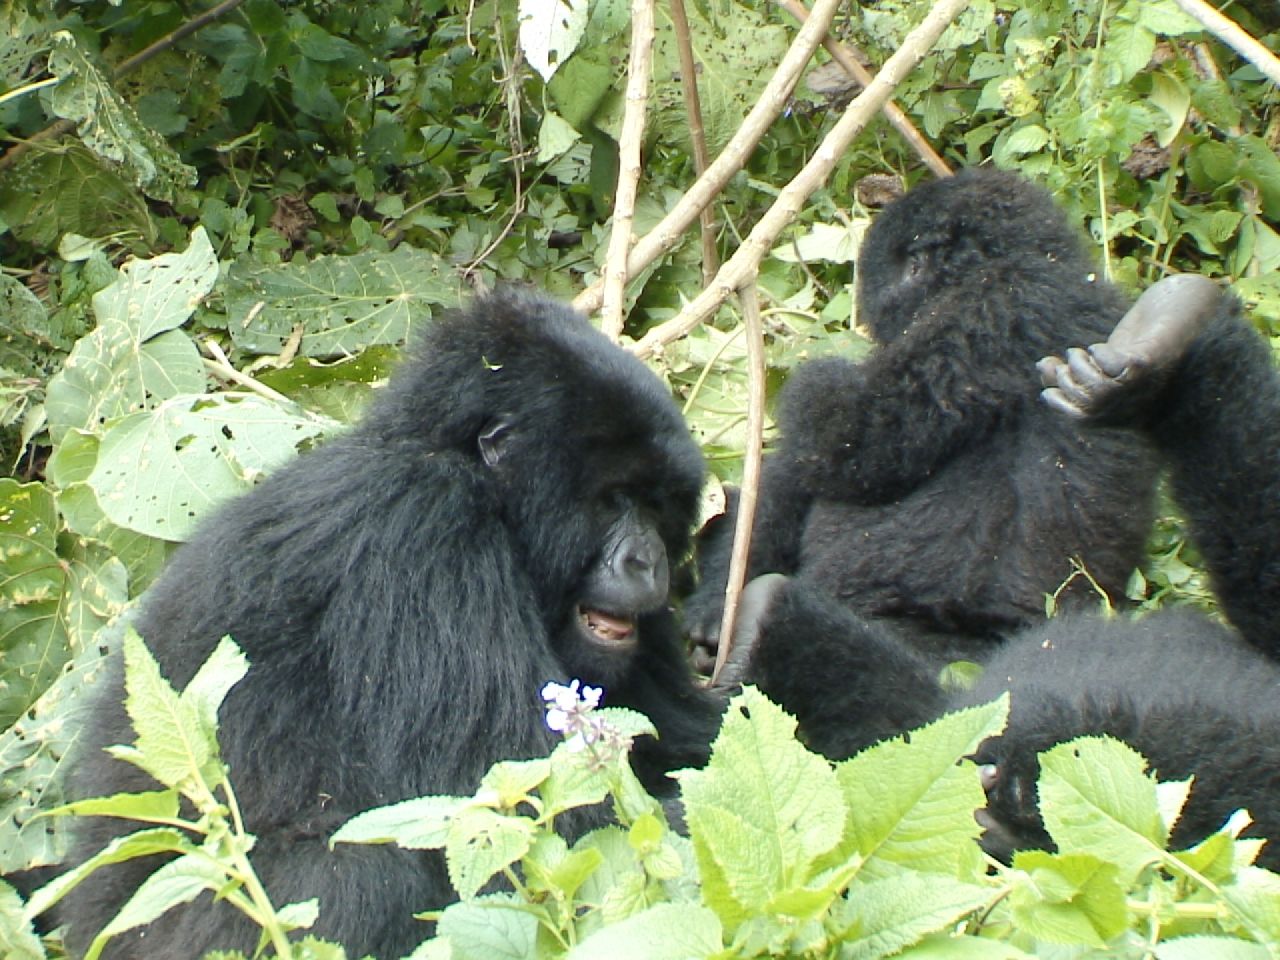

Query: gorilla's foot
left=1037, top=273, right=1221, bottom=420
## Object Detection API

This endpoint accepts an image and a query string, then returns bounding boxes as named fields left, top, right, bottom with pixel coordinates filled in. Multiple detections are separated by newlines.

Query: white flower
left=540, top=679, right=613, bottom=753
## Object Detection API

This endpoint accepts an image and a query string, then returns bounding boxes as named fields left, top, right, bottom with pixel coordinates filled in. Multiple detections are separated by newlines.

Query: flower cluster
left=540, top=679, right=629, bottom=759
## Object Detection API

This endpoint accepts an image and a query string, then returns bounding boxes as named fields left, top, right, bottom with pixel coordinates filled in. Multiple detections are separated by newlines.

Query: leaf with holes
left=87, top=394, right=333, bottom=542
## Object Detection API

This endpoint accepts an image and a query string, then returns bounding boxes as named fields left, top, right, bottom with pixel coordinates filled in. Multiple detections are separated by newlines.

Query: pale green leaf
left=87, top=853, right=226, bottom=957
left=91, top=227, right=217, bottom=342
left=445, top=808, right=536, bottom=900
left=566, top=903, right=722, bottom=960
left=536, top=110, right=581, bottom=163
left=437, top=894, right=537, bottom=960
left=181, top=636, right=249, bottom=734
left=331, top=795, right=469, bottom=850
left=1156, top=936, right=1270, bottom=960
left=120, top=631, right=214, bottom=789
left=224, top=245, right=456, bottom=359
left=0, top=879, right=44, bottom=960
left=87, top=394, right=332, bottom=542
left=830, top=698, right=1007, bottom=879
left=517, top=0, right=589, bottom=81
left=831, top=874, right=990, bottom=960
left=1150, top=72, right=1190, bottom=147
left=51, top=789, right=180, bottom=823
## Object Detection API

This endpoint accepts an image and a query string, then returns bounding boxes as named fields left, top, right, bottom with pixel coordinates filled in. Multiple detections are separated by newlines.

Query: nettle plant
left=7, top=635, right=1280, bottom=959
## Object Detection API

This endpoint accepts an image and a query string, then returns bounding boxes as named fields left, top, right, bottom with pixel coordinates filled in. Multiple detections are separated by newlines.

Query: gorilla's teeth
left=579, top=607, right=636, bottom=646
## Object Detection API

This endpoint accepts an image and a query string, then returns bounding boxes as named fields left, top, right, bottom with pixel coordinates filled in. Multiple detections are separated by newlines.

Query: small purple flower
left=540, top=679, right=624, bottom=758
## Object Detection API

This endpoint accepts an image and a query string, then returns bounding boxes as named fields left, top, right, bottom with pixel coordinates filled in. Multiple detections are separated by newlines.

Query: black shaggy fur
left=734, top=236, right=1280, bottom=864
left=687, top=168, right=1157, bottom=671
left=58, top=291, right=723, bottom=959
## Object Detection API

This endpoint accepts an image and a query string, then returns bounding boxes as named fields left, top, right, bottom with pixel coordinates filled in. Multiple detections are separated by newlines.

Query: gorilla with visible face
left=688, top=168, right=1158, bottom=681
left=55, top=291, right=727, bottom=958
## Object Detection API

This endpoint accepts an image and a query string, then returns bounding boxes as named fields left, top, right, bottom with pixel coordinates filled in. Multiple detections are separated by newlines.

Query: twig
left=669, top=0, right=720, bottom=286
left=1171, top=0, right=1280, bottom=86
left=601, top=0, right=657, bottom=340
left=630, top=0, right=972, bottom=359
left=201, top=340, right=296, bottom=407
left=710, top=279, right=767, bottom=686
left=0, top=0, right=250, bottom=174
left=780, top=0, right=951, bottom=178
left=572, top=0, right=845, bottom=316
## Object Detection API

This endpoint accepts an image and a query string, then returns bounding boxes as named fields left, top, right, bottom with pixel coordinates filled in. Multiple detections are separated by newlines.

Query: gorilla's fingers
left=1035, top=355, right=1066, bottom=388
left=712, top=573, right=789, bottom=690
left=1063, top=345, right=1112, bottom=392
left=1040, top=386, right=1088, bottom=420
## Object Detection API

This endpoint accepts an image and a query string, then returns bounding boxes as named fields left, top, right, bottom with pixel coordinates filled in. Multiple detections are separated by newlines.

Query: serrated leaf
left=681, top=687, right=846, bottom=929
left=86, top=852, right=226, bottom=959
left=437, top=894, right=537, bottom=960
left=331, top=795, right=469, bottom=850
left=1008, top=851, right=1126, bottom=947
left=830, top=874, right=990, bottom=960
left=829, top=698, right=1007, bottom=880
left=1103, top=20, right=1156, bottom=84
left=896, top=937, right=1033, bottom=958
left=120, top=631, right=217, bottom=789
left=51, top=788, right=180, bottom=823
left=1221, top=866, right=1280, bottom=945
left=223, top=244, right=456, bottom=359
left=1038, top=737, right=1166, bottom=883
left=565, top=902, right=723, bottom=959
left=445, top=808, right=536, bottom=900
left=24, top=827, right=193, bottom=921
left=87, top=394, right=332, bottom=542
left=181, top=636, right=249, bottom=734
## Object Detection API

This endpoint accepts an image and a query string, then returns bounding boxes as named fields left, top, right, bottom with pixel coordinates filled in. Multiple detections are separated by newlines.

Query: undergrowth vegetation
left=1, top=0, right=1278, bottom=955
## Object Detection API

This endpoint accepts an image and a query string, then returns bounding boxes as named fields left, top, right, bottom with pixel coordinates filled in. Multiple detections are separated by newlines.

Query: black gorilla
left=57, top=291, right=725, bottom=959
left=734, top=273, right=1280, bottom=865
left=688, top=168, right=1157, bottom=674
left=967, top=274, right=1280, bottom=862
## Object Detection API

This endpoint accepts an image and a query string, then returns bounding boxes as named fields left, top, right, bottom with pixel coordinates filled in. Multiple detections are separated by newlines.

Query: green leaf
left=118, top=630, right=218, bottom=790
left=437, top=894, right=537, bottom=960
left=1155, top=936, right=1270, bottom=960
left=86, top=853, right=226, bottom=958
left=1103, top=20, right=1156, bottom=84
left=24, top=827, right=194, bottom=921
left=828, top=698, right=1007, bottom=879
left=51, top=788, right=181, bottom=823
left=223, top=245, right=457, bottom=359
left=1038, top=737, right=1167, bottom=883
left=87, top=394, right=332, bottom=542
left=829, top=874, right=991, bottom=960
left=1221, top=867, right=1280, bottom=946
left=0, top=879, right=44, bottom=960
left=331, top=795, right=469, bottom=850
left=1003, top=124, right=1050, bottom=157
left=680, top=687, right=846, bottom=930
left=1149, top=72, right=1189, bottom=147
left=566, top=903, right=723, bottom=959
left=1007, top=851, right=1127, bottom=947
left=536, top=110, right=582, bottom=163
left=181, top=636, right=250, bottom=734
left=478, top=757, right=552, bottom=810
left=44, top=230, right=215, bottom=444
left=445, top=808, right=536, bottom=900
left=47, top=32, right=196, bottom=201
left=518, top=0, right=589, bottom=81
left=897, top=937, right=1033, bottom=958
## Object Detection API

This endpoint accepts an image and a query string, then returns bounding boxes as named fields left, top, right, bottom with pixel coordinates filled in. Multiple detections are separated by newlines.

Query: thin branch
left=710, top=279, right=767, bottom=687
left=601, top=0, right=657, bottom=340
left=0, top=0, right=250, bottom=174
left=1171, top=0, right=1280, bottom=86
left=669, top=0, right=720, bottom=286
left=780, top=0, right=951, bottom=178
left=630, top=0, right=972, bottom=359
left=572, top=0, right=845, bottom=316
left=201, top=340, right=294, bottom=407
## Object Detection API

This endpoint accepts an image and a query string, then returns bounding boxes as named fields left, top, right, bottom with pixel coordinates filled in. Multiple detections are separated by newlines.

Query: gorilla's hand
left=707, top=573, right=789, bottom=691
left=1038, top=273, right=1221, bottom=422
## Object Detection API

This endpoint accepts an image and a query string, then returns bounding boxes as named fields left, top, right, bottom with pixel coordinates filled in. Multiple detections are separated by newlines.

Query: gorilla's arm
left=1040, top=277, right=1280, bottom=658
left=743, top=577, right=948, bottom=760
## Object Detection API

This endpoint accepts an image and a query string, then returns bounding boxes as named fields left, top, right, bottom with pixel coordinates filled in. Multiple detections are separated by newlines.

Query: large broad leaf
left=47, top=31, right=196, bottom=201
left=565, top=903, right=723, bottom=959
left=827, top=698, right=1008, bottom=880
left=518, top=0, right=589, bottom=82
left=44, top=229, right=216, bottom=443
left=87, top=393, right=333, bottom=542
left=437, top=895, right=538, bottom=960
left=680, top=687, right=847, bottom=932
left=0, top=481, right=128, bottom=729
left=829, top=874, right=991, bottom=960
left=223, top=245, right=457, bottom=359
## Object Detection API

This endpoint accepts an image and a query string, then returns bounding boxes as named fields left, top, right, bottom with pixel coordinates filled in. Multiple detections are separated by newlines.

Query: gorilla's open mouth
left=577, top=605, right=638, bottom=650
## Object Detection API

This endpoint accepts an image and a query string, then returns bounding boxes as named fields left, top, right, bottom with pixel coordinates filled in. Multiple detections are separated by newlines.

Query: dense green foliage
left=1, top=0, right=1278, bottom=955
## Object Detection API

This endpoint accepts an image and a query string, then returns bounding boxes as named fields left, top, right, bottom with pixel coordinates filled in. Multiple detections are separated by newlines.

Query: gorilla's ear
left=479, top=415, right=516, bottom=467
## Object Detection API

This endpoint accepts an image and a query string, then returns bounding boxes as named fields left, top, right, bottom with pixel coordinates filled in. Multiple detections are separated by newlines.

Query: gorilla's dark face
left=456, top=303, right=705, bottom=684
